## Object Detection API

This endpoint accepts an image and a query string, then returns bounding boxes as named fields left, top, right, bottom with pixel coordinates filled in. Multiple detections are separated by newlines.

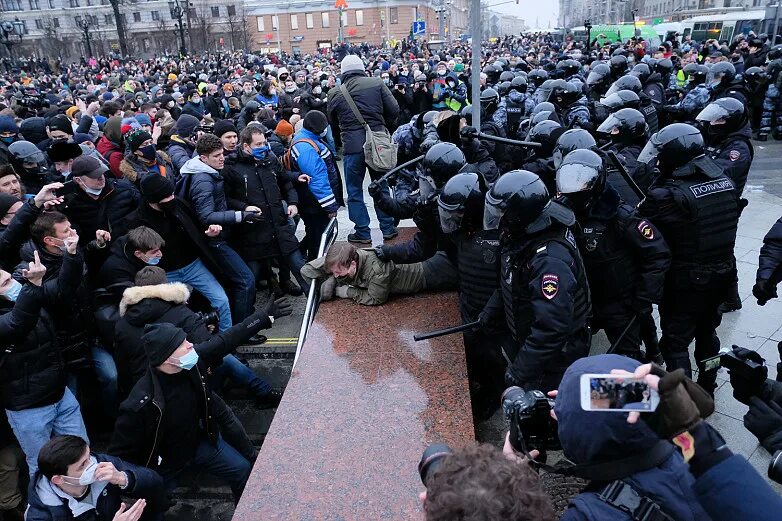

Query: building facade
left=244, top=0, right=470, bottom=55
left=0, top=0, right=248, bottom=60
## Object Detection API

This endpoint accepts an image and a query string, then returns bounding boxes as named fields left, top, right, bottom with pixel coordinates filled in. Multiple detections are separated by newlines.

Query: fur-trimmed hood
left=119, top=282, right=190, bottom=316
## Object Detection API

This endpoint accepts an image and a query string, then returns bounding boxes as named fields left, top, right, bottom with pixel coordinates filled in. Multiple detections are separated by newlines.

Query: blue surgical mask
left=1, top=279, right=22, bottom=301
left=145, top=255, right=161, bottom=265
left=83, top=185, right=102, bottom=196
left=172, top=350, right=199, bottom=370
left=251, top=145, right=270, bottom=160
left=0, top=135, right=15, bottom=144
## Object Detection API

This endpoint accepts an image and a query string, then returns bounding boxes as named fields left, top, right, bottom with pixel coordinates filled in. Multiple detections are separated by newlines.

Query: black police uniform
left=755, top=215, right=782, bottom=303
left=640, top=158, right=739, bottom=383
left=704, top=124, right=754, bottom=195
left=504, top=96, right=527, bottom=139
left=575, top=186, right=671, bottom=358
left=501, top=204, right=592, bottom=392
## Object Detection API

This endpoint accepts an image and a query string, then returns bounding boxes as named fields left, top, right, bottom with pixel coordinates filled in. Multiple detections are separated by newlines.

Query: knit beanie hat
left=303, top=111, right=328, bottom=135
left=47, top=114, right=74, bottom=136
left=213, top=119, right=237, bottom=138
left=173, top=114, right=200, bottom=138
left=275, top=119, right=294, bottom=138
left=142, top=323, right=187, bottom=367
left=140, top=174, right=175, bottom=203
left=0, top=116, right=19, bottom=134
left=134, top=113, right=152, bottom=128
left=340, top=54, right=365, bottom=74
left=125, top=129, right=153, bottom=152
left=135, top=266, right=168, bottom=286
left=0, top=192, right=19, bottom=216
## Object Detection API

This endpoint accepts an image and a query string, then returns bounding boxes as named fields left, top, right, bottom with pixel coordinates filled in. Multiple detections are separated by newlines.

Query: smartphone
left=580, top=374, right=659, bottom=412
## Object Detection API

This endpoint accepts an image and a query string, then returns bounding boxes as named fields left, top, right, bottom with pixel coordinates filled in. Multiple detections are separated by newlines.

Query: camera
left=707, top=345, right=769, bottom=404
left=196, top=309, right=220, bottom=327
left=418, top=443, right=453, bottom=487
left=584, top=19, right=592, bottom=31
left=502, top=387, right=560, bottom=454
left=770, top=450, right=782, bottom=484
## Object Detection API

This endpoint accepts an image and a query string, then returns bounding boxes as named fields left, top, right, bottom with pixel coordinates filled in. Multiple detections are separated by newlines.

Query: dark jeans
left=209, top=242, right=256, bottom=323
left=299, top=211, right=331, bottom=260
left=162, top=436, right=252, bottom=503
left=210, top=354, right=272, bottom=398
left=343, top=151, right=396, bottom=238
left=246, top=250, right=308, bottom=291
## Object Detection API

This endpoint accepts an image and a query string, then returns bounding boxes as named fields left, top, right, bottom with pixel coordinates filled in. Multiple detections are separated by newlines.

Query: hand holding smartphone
left=580, top=374, right=659, bottom=412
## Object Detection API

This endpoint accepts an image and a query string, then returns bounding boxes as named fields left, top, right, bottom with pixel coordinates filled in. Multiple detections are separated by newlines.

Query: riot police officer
left=549, top=80, right=592, bottom=131
left=493, top=76, right=535, bottom=140
left=606, top=75, right=659, bottom=133
left=697, top=98, right=755, bottom=314
left=484, top=170, right=591, bottom=392
left=631, top=63, right=666, bottom=106
left=519, top=120, right=564, bottom=185
left=707, top=61, right=747, bottom=105
left=556, top=149, right=671, bottom=360
left=661, top=64, right=710, bottom=123
left=596, top=107, right=655, bottom=202
left=438, top=172, right=509, bottom=419
left=527, top=69, right=549, bottom=96
left=743, top=66, right=769, bottom=136
left=638, top=123, right=739, bottom=393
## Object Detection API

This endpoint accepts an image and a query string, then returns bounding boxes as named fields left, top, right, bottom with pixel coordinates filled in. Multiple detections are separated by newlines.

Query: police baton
left=605, top=316, right=637, bottom=355
left=414, top=320, right=481, bottom=341
left=606, top=151, right=646, bottom=205
left=475, top=131, right=542, bottom=149
left=374, top=154, right=425, bottom=185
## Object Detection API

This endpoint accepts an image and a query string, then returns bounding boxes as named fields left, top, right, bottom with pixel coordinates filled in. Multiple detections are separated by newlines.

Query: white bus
left=679, top=9, right=766, bottom=43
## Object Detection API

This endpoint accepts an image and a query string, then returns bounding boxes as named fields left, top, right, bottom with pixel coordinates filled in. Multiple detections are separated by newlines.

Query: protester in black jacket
left=223, top=126, right=309, bottom=295
left=0, top=182, right=63, bottom=270
left=110, top=306, right=290, bottom=502
left=0, top=242, right=89, bottom=477
left=94, top=226, right=164, bottom=291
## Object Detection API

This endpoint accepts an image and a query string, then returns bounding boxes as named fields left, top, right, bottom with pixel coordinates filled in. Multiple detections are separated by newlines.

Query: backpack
left=281, top=138, right=320, bottom=173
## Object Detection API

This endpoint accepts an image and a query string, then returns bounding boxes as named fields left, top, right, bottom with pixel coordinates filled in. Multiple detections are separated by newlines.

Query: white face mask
left=60, top=457, right=100, bottom=487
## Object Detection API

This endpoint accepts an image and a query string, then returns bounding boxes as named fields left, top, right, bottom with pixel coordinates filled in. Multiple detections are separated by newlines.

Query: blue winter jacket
left=290, top=128, right=339, bottom=214
left=555, top=355, right=713, bottom=521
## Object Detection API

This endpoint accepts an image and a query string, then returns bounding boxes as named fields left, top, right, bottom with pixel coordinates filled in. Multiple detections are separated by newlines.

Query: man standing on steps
left=327, top=54, right=400, bottom=244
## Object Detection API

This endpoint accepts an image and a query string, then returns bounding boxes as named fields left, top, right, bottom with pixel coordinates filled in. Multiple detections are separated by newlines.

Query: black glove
left=644, top=365, right=715, bottom=438
left=728, top=346, right=767, bottom=404
left=374, top=245, right=388, bottom=262
left=263, top=297, right=292, bottom=319
left=753, top=279, right=777, bottom=306
left=459, top=125, right=478, bottom=139
left=744, top=396, right=782, bottom=452
left=368, top=180, right=382, bottom=197
left=243, top=211, right=264, bottom=224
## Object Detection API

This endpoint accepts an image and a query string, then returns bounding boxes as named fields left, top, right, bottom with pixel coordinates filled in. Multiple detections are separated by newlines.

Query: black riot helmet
left=498, top=80, right=512, bottom=96
left=528, top=69, right=549, bottom=87
left=768, top=44, right=782, bottom=60
left=744, top=66, right=768, bottom=84
left=530, top=109, right=561, bottom=127
left=555, top=149, right=606, bottom=215
left=531, top=101, right=557, bottom=116
left=655, top=58, right=673, bottom=78
left=557, top=59, right=581, bottom=78
left=460, top=104, right=473, bottom=125
left=510, top=75, right=528, bottom=93
left=437, top=172, right=485, bottom=233
left=609, top=55, right=629, bottom=77
left=553, top=129, right=597, bottom=168
left=630, top=63, right=652, bottom=84
left=535, top=79, right=555, bottom=102
left=683, top=63, right=708, bottom=86
left=596, top=107, right=648, bottom=145
left=480, top=88, right=501, bottom=114
left=423, top=142, right=466, bottom=187
left=549, top=80, right=581, bottom=108
left=707, top=61, right=736, bottom=87
left=638, top=123, right=705, bottom=171
left=528, top=120, right=565, bottom=158
left=586, top=63, right=611, bottom=91
left=483, top=170, right=550, bottom=234
left=423, top=110, right=439, bottom=126
left=605, top=75, right=643, bottom=96
left=696, top=97, right=748, bottom=142
left=483, top=64, right=500, bottom=84
left=599, top=89, right=641, bottom=112
left=500, top=70, right=515, bottom=83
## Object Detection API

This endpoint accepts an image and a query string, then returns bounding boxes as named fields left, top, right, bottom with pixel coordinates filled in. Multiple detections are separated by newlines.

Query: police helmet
left=599, top=89, right=641, bottom=112
left=556, top=149, right=605, bottom=213
left=768, top=44, right=782, bottom=60
left=708, top=61, right=736, bottom=86
left=655, top=58, right=674, bottom=77
left=423, top=142, right=466, bottom=187
left=744, top=66, right=767, bottom=83
left=423, top=110, right=439, bottom=126
left=557, top=59, right=581, bottom=78
left=683, top=63, right=708, bottom=85
left=9, top=140, right=47, bottom=175
left=510, top=75, right=528, bottom=93
left=596, top=107, right=648, bottom=144
left=637, top=123, right=705, bottom=170
left=630, top=63, right=652, bottom=84
left=437, top=172, right=484, bottom=233
left=586, top=63, right=611, bottom=89
left=531, top=101, right=557, bottom=116
left=528, top=69, right=549, bottom=87
left=609, top=55, right=629, bottom=76
left=498, top=81, right=512, bottom=97
left=695, top=97, right=748, bottom=141
left=553, top=129, right=597, bottom=168
left=605, top=75, right=643, bottom=96
left=500, top=70, right=515, bottom=83
left=528, top=120, right=565, bottom=157
left=480, top=88, right=501, bottom=113
left=549, top=80, right=581, bottom=107
left=483, top=170, right=549, bottom=233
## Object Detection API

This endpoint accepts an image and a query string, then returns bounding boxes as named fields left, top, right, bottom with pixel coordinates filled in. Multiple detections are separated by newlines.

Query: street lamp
left=76, top=16, right=93, bottom=58
left=170, top=0, right=187, bottom=56
left=0, top=18, right=23, bottom=65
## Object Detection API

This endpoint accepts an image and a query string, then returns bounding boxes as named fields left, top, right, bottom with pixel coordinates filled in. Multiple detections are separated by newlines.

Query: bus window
left=720, top=25, right=734, bottom=42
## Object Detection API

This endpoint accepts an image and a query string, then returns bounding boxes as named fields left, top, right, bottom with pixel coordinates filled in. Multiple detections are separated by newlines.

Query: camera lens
left=418, top=443, right=452, bottom=487
left=769, top=450, right=782, bottom=484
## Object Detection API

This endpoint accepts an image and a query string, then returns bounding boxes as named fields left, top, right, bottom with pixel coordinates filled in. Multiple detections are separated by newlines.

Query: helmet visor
left=637, top=139, right=660, bottom=164
left=438, top=206, right=464, bottom=234
left=695, top=103, right=730, bottom=124
left=596, top=113, right=622, bottom=135
left=604, top=82, right=623, bottom=97
left=483, top=192, right=506, bottom=230
left=586, top=70, right=605, bottom=86
left=419, top=175, right=437, bottom=200
left=556, top=163, right=600, bottom=194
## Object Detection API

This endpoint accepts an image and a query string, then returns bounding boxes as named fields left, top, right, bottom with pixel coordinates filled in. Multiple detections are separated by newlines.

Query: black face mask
left=159, top=199, right=177, bottom=212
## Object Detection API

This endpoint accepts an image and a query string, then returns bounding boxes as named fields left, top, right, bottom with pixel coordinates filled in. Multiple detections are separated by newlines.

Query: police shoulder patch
left=541, top=273, right=559, bottom=300
left=637, top=220, right=655, bottom=240
left=728, top=150, right=740, bottom=162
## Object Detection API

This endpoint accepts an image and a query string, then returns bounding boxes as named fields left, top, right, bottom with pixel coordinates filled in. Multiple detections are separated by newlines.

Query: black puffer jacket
left=114, top=282, right=211, bottom=396
left=223, top=150, right=299, bottom=259
left=327, top=70, right=400, bottom=154
left=60, top=176, right=140, bottom=245
left=95, top=234, right=149, bottom=290
left=179, top=156, right=239, bottom=239
left=0, top=253, right=82, bottom=411
left=0, top=198, right=42, bottom=270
